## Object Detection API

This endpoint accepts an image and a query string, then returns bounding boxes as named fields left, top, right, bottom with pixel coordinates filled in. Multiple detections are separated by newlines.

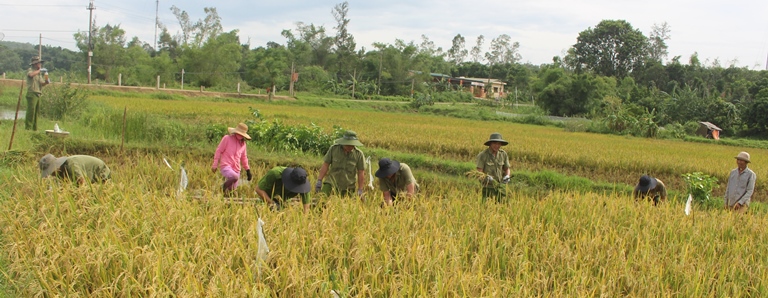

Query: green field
left=0, top=88, right=766, bottom=296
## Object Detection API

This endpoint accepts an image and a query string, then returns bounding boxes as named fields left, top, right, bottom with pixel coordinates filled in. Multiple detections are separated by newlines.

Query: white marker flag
left=684, top=194, right=693, bottom=216
left=256, top=218, right=270, bottom=274
left=366, top=156, right=374, bottom=190
left=176, top=166, right=188, bottom=199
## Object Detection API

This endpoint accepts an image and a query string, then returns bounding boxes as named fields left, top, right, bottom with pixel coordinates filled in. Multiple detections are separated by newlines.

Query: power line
left=0, top=3, right=82, bottom=7
left=1, top=29, right=79, bottom=33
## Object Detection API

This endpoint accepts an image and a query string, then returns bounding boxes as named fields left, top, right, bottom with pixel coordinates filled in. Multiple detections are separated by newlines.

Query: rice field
left=1, top=94, right=767, bottom=296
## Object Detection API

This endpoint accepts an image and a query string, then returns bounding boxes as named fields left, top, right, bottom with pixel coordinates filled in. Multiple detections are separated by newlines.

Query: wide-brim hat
left=735, top=151, right=751, bottom=163
left=39, top=154, right=68, bottom=178
left=484, top=132, right=508, bottom=146
left=635, top=175, right=657, bottom=193
left=227, top=123, right=251, bottom=140
left=282, top=167, right=310, bottom=193
left=375, top=158, right=401, bottom=178
left=335, top=130, right=364, bottom=147
left=29, top=56, right=45, bottom=65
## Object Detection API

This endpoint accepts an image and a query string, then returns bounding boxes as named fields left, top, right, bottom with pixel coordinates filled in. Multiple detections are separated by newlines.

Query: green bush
left=409, top=93, right=434, bottom=109
left=40, top=82, right=90, bottom=121
left=682, top=172, right=719, bottom=209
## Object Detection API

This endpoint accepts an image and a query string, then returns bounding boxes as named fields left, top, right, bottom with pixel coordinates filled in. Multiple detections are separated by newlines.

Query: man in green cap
left=26, top=56, right=50, bottom=130
left=255, top=166, right=312, bottom=213
left=315, top=130, right=366, bottom=199
left=476, top=132, right=511, bottom=202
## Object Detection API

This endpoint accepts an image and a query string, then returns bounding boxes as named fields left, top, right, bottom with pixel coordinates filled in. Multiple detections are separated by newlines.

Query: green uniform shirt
left=257, top=166, right=310, bottom=204
left=476, top=148, right=510, bottom=187
left=26, top=67, right=45, bottom=95
left=323, top=144, right=365, bottom=190
left=378, top=163, right=419, bottom=194
left=58, top=155, right=111, bottom=183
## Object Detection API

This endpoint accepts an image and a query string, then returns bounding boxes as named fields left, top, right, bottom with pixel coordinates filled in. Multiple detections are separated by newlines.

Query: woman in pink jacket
left=212, top=123, right=252, bottom=196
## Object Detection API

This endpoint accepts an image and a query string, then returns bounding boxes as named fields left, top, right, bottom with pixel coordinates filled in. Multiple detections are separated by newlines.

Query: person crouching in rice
left=633, top=175, right=667, bottom=206
left=375, top=158, right=419, bottom=206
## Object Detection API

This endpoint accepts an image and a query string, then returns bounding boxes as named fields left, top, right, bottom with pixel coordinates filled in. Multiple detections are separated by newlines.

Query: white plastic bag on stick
left=257, top=218, right=270, bottom=263
left=366, top=156, right=374, bottom=190
left=176, top=166, right=188, bottom=199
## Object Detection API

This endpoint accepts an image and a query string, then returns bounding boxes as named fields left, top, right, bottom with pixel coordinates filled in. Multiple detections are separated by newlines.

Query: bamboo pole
left=8, top=81, right=25, bottom=151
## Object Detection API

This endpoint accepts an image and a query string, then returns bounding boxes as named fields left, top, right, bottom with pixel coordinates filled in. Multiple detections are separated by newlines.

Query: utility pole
left=377, top=50, right=382, bottom=95
left=289, top=62, right=295, bottom=97
left=87, top=0, right=95, bottom=84
left=154, top=0, right=159, bottom=50
left=38, top=34, right=42, bottom=58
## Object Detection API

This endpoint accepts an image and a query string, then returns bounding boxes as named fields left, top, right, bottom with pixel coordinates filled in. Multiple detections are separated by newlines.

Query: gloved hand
left=246, top=169, right=253, bottom=181
left=39, top=68, right=48, bottom=73
left=357, top=189, right=365, bottom=200
left=315, top=179, right=323, bottom=193
left=502, top=175, right=511, bottom=184
left=484, top=175, right=495, bottom=184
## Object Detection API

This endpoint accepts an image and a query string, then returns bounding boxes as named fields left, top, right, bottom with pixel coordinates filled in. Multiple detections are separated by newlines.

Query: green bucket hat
left=483, top=132, right=508, bottom=146
left=29, top=56, right=45, bottom=66
left=335, top=130, right=364, bottom=147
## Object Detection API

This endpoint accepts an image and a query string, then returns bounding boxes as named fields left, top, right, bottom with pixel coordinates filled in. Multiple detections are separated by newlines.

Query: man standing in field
left=26, top=56, right=50, bottom=131
left=39, top=153, right=111, bottom=185
left=476, top=132, right=511, bottom=202
left=254, top=166, right=312, bottom=213
left=212, top=123, right=252, bottom=196
left=633, top=175, right=667, bottom=205
left=725, top=151, right=756, bottom=213
left=375, top=157, right=419, bottom=206
left=315, top=130, right=366, bottom=199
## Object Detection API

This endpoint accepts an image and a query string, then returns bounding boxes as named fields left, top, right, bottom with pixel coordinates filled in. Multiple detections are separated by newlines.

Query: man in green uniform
left=375, top=157, right=419, bottom=206
left=476, top=132, right=511, bottom=202
left=26, top=56, right=50, bottom=131
left=315, top=130, right=366, bottom=199
left=255, top=166, right=312, bottom=213
left=39, top=154, right=111, bottom=185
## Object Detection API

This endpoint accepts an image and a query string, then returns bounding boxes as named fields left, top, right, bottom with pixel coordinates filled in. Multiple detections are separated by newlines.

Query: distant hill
left=0, top=40, right=38, bottom=51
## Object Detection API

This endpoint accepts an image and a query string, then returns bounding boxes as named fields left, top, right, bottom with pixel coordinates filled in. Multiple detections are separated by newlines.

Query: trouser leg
left=25, top=93, right=40, bottom=131
left=220, top=166, right=240, bottom=195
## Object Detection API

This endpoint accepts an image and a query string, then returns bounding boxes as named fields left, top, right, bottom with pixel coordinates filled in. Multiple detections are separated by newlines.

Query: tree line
left=1, top=2, right=767, bottom=137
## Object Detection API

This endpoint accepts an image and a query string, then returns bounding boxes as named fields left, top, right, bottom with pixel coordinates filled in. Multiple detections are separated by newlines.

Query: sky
left=2, top=0, right=768, bottom=69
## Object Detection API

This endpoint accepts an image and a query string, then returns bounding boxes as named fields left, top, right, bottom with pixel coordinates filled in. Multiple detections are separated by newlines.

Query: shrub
left=682, top=172, right=719, bottom=209
left=409, top=93, right=434, bottom=109
left=40, top=82, right=90, bottom=121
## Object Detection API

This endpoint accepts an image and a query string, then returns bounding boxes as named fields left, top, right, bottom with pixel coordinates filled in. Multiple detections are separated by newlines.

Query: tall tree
left=567, top=20, right=650, bottom=78
left=470, top=35, right=485, bottom=63
left=485, top=34, right=521, bottom=66
left=447, top=34, right=468, bottom=66
left=74, top=23, right=129, bottom=83
left=331, top=1, right=357, bottom=80
left=648, top=22, right=671, bottom=63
